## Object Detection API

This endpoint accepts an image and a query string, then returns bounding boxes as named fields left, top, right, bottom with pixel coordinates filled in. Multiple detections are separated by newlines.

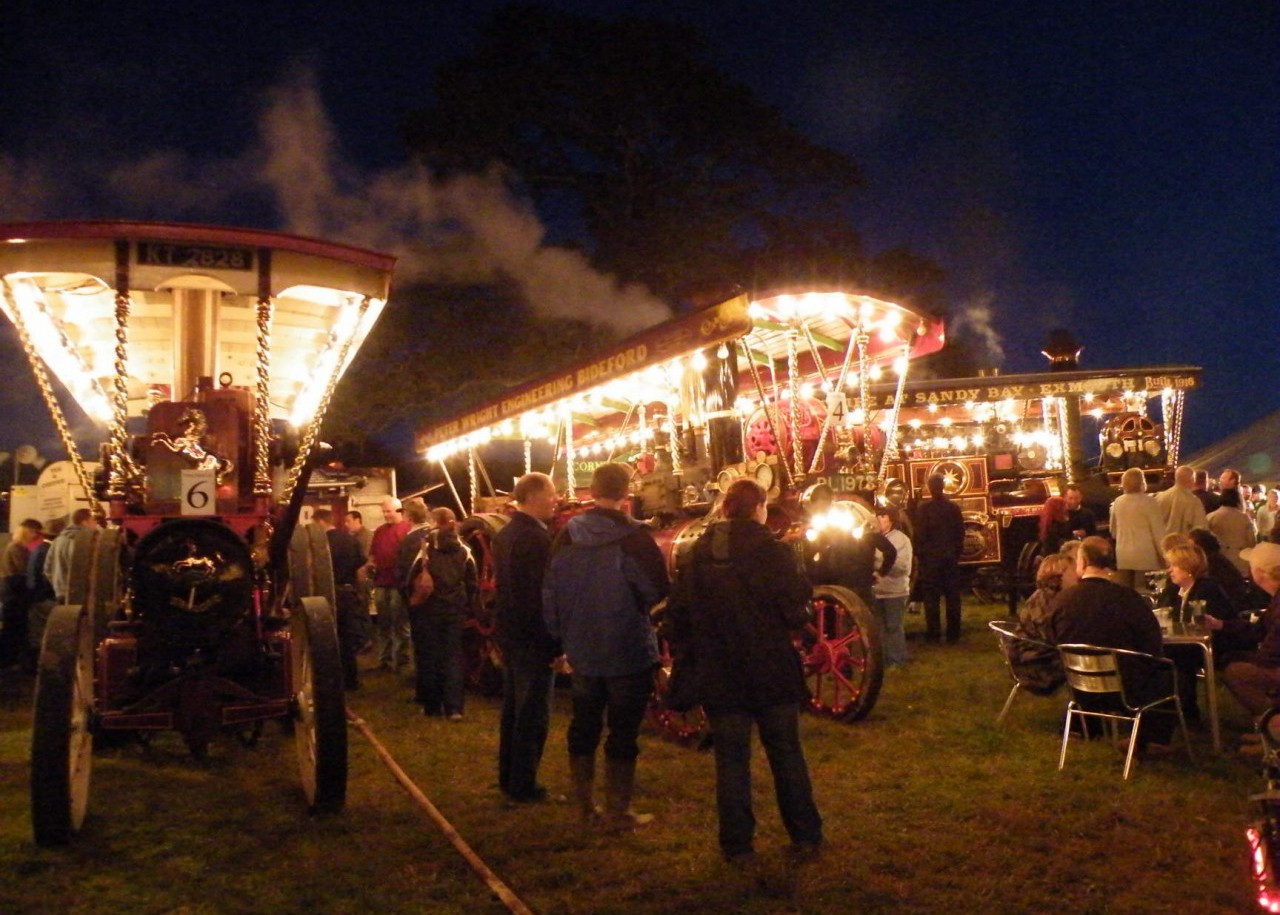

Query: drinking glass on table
left=1188, top=599, right=1207, bottom=629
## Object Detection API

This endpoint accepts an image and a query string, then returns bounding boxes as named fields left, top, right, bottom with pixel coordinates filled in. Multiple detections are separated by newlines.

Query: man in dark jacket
left=492, top=472, right=561, bottom=803
left=313, top=508, right=366, bottom=691
left=912, top=473, right=966, bottom=642
left=544, top=463, right=669, bottom=828
left=667, top=478, right=822, bottom=862
left=411, top=507, right=478, bottom=720
left=1046, top=536, right=1174, bottom=749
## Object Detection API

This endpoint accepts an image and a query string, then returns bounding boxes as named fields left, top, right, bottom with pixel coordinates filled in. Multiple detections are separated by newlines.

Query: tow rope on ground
left=346, top=706, right=535, bottom=915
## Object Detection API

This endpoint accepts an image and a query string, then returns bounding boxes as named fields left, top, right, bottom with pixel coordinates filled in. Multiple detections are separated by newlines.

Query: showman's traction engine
left=0, top=222, right=394, bottom=846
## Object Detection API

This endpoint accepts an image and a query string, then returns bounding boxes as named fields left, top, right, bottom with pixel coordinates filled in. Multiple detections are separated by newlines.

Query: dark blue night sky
left=1, top=1, right=1275, bottom=465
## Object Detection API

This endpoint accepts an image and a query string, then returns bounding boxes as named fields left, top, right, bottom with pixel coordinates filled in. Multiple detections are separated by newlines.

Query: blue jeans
left=567, top=668, right=654, bottom=760
left=706, top=704, right=822, bottom=857
left=371, top=586, right=411, bottom=669
left=409, top=608, right=465, bottom=715
left=498, top=658, right=554, bottom=799
left=874, top=595, right=909, bottom=666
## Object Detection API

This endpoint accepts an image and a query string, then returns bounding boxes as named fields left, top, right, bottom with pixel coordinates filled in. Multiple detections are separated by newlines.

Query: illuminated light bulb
left=775, top=295, right=796, bottom=319
left=972, top=433, right=986, bottom=447
left=717, top=343, right=729, bottom=359
left=748, top=302, right=766, bottom=320
left=800, top=382, right=814, bottom=400
left=952, top=436, right=966, bottom=451
left=850, top=408, right=866, bottom=424
left=913, top=439, right=925, bottom=448
left=805, top=528, right=819, bottom=543
left=869, top=365, right=883, bottom=381
left=939, top=416, right=953, bottom=428
left=893, top=356, right=909, bottom=375
left=1091, top=408, right=1104, bottom=419
left=859, top=300, right=876, bottom=321
left=965, top=401, right=976, bottom=412
left=927, top=403, right=939, bottom=413
left=908, top=418, right=922, bottom=430
left=780, top=388, right=792, bottom=400
left=852, top=524, right=865, bottom=539
left=1083, top=392, right=1094, bottom=403
left=933, top=437, right=949, bottom=450
left=691, top=350, right=708, bottom=371
left=878, top=325, right=898, bottom=344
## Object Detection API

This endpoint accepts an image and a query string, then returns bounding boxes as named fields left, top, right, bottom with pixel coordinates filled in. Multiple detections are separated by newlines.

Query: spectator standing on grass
left=912, top=473, right=966, bottom=643
left=1046, top=536, right=1174, bottom=752
left=44, top=508, right=99, bottom=604
left=871, top=505, right=912, bottom=668
left=364, top=497, right=411, bottom=673
left=0, top=518, right=42, bottom=669
left=1257, top=489, right=1278, bottom=543
left=543, top=463, right=668, bottom=828
left=345, top=510, right=374, bottom=648
left=667, top=478, right=822, bottom=863
left=396, top=499, right=434, bottom=699
left=312, top=508, right=367, bottom=691
left=408, top=508, right=477, bottom=721
left=1156, top=465, right=1209, bottom=536
left=1208, top=488, right=1257, bottom=575
left=1109, top=468, right=1166, bottom=591
left=493, top=472, right=562, bottom=803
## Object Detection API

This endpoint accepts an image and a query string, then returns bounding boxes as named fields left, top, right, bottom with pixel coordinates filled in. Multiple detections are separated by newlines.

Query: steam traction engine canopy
left=0, top=221, right=394, bottom=521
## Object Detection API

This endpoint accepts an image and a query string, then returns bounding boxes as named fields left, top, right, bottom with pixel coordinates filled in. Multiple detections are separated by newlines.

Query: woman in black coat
left=667, top=478, right=822, bottom=862
left=1158, top=540, right=1238, bottom=722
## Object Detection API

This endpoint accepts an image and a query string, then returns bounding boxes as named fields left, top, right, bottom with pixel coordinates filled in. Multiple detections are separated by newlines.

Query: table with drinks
left=1154, top=598, right=1221, bottom=753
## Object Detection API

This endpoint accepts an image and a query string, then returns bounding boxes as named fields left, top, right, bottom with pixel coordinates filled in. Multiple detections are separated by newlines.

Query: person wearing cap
left=1209, top=541, right=1280, bottom=749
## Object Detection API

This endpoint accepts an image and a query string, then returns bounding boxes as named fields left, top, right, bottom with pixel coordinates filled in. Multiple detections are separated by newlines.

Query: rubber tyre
left=799, top=585, right=885, bottom=722
left=291, top=596, right=347, bottom=813
left=31, top=604, right=95, bottom=846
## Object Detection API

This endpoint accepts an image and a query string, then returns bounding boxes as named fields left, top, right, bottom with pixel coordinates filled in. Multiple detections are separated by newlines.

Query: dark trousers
left=921, top=564, right=963, bottom=641
left=567, top=668, right=653, bottom=760
left=498, top=657, right=554, bottom=799
left=0, top=589, right=30, bottom=669
left=408, top=607, right=465, bottom=715
left=706, top=703, right=823, bottom=857
left=335, top=586, right=364, bottom=691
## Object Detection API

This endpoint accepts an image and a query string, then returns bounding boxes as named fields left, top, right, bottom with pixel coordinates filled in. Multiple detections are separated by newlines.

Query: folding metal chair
left=1057, top=643, right=1195, bottom=780
left=988, top=620, right=1062, bottom=726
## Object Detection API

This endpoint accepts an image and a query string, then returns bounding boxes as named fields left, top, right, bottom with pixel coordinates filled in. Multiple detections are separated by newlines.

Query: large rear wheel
left=648, top=636, right=710, bottom=747
left=31, top=604, right=95, bottom=846
left=797, top=585, right=884, bottom=722
left=291, top=596, right=347, bottom=813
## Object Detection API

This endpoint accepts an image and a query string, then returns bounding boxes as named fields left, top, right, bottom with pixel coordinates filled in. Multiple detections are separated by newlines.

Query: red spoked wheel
left=648, top=636, right=709, bottom=747
left=460, top=521, right=504, bottom=696
left=797, top=585, right=884, bottom=722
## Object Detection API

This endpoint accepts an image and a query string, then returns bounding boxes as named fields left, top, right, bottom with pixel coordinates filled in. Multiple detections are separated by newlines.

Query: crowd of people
left=1009, top=463, right=1280, bottom=756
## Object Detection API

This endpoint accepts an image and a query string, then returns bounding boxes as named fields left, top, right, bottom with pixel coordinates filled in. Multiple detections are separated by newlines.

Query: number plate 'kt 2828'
left=136, top=242, right=254, bottom=271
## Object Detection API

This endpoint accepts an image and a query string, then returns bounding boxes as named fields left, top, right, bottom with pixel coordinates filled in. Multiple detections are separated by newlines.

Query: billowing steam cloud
left=1, top=67, right=671, bottom=335
left=949, top=293, right=1005, bottom=366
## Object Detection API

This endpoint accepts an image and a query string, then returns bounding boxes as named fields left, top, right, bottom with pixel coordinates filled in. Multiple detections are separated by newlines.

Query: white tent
left=1183, top=410, right=1280, bottom=483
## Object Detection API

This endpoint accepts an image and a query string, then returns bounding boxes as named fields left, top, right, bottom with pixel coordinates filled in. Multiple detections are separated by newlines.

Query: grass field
left=0, top=601, right=1267, bottom=914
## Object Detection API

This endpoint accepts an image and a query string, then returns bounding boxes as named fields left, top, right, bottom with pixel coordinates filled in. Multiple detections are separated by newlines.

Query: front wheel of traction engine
left=798, top=585, right=884, bottom=722
left=31, top=605, right=96, bottom=846
left=291, top=596, right=347, bottom=813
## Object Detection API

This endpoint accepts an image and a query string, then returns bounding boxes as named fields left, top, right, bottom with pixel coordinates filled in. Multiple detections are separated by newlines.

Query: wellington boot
left=569, top=754, right=602, bottom=823
left=603, top=757, right=653, bottom=830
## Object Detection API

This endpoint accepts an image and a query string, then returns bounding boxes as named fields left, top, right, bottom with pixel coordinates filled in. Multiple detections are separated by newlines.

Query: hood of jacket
left=431, top=528, right=464, bottom=552
left=706, top=518, right=777, bottom=562
left=565, top=508, right=639, bottom=547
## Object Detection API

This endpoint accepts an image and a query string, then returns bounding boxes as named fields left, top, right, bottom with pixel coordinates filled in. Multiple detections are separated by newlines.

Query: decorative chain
left=280, top=295, right=372, bottom=504
left=253, top=294, right=274, bottom=497
left=106, top=289, right=141, bottom=499
left=787, top=329, right=803, bottom=484
left=564, top=412, right=576, bottom=494
left=857, top=329, right=872, bottom=470
left=523, top=439, right=533, bottom=476
left=1, top=281, right=100, bottom=514
left=469, top=448, right=478, bottom=514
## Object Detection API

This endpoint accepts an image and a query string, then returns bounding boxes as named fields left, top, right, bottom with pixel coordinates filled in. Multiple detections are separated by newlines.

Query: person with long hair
left=667, top=478, right=822, bottom=863
left=1038, top=496, right=1073, bottom=556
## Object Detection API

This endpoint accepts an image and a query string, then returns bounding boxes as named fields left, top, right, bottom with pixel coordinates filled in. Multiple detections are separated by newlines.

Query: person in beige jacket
left=1156, top=465, right=1209, bottom=535
left=1109, top=468, right=1167, bottom=590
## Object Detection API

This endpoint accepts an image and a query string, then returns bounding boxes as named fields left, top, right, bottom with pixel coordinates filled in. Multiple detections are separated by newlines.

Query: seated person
left=1207, top=542, right=1280, bottom=750
left=1006, top=553, right=1077, bottom=693
left=1157, top=540, right=1236, bottom=723
left=1189, top=528, right=1269, bottom=614
left=1047, top=536, right=1174, bottom=751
